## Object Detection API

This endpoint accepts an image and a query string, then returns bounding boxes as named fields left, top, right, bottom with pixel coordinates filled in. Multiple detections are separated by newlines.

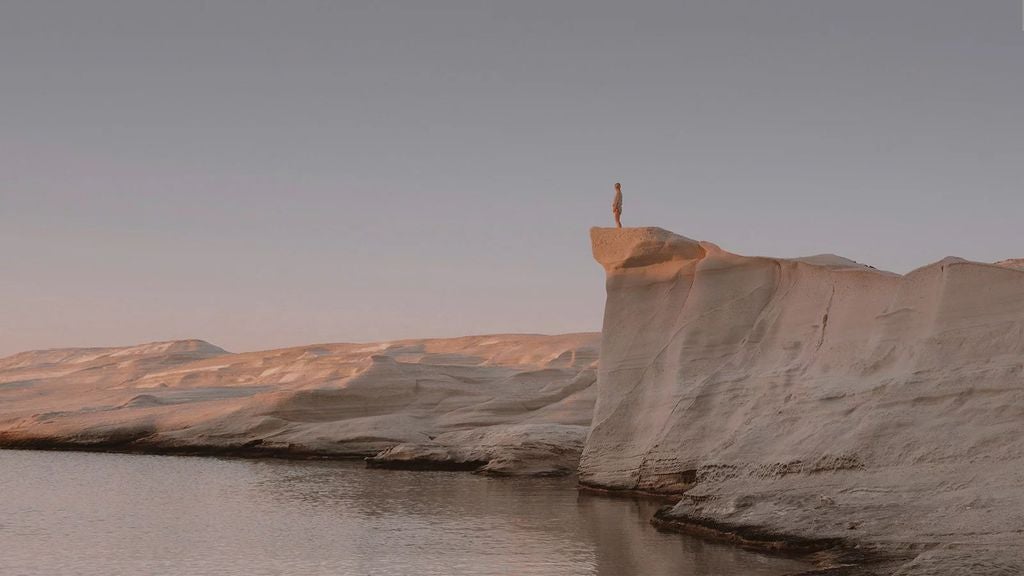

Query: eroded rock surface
left=583, top=226, right=1024, bottom=575
left=368, top=423, right=588, bottom=476
left=0, top=334, right=599, bottom=475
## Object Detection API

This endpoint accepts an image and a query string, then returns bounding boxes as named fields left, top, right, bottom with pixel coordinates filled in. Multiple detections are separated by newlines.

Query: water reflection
left=0, top=451, right=807, bottom=576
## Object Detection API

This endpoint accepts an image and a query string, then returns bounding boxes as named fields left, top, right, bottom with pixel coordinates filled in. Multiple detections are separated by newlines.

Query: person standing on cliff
left=612, top=182, right=623, bottom=228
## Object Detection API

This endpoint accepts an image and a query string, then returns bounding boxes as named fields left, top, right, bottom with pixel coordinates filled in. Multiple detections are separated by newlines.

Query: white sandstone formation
left=0, top=334, right=599, bottom=475
left=582, top=226, right=1023, bottom=575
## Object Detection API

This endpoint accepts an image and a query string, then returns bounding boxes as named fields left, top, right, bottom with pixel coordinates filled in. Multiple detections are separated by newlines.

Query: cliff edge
left=584, top=226, right=1024, bottom=575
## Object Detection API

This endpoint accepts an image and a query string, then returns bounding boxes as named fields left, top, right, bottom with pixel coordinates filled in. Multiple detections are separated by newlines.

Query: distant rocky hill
left=0, top=333, right=599, bottom=476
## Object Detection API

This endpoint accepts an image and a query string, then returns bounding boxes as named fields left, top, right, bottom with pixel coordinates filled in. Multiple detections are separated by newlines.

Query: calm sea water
left=0, top=450, right=807, bottom=576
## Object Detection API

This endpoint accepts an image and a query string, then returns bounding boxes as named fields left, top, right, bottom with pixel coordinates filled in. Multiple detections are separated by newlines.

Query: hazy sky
left=2, top=1, right=1022, bottom=356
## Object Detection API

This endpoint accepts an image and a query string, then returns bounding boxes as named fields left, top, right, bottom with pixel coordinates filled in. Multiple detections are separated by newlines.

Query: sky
left=2, top=0, right=1022, bottom=356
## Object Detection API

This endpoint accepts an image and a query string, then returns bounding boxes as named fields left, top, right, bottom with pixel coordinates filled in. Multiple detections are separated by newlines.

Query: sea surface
left=0, top=450, right=808, bottom=576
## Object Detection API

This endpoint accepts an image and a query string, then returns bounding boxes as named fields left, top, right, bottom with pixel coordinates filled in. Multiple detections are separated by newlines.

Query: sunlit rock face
left=0, top=333, right=599, bottom=475
left=582, top=226, right=1024, bottom=574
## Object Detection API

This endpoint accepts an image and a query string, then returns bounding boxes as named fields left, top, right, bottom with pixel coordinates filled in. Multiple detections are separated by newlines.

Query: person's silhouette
left=612, top=183, right=623, bottom=228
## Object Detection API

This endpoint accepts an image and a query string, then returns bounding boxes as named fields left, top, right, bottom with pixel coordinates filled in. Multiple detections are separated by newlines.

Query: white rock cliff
left=582, top=226, right=1023, bottom=575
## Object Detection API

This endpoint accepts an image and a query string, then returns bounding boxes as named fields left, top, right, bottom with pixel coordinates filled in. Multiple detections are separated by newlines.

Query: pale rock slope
left=0, top=334, right=599, bottom=475
left=582, top=227, right=1023, bottom=575
left=996, top=258, right=1024, bottom=271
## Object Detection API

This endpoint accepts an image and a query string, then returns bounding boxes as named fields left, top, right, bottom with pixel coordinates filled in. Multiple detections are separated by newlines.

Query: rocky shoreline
left=0, top=438, right=888, bottom=575
left=575, top=482, right=890, bottom=575
left=649, top=507, right=899, bottom=576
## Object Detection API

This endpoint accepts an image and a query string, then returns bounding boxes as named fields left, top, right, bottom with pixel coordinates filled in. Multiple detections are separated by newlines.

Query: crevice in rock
left=817, top=283, right=836, bottom=351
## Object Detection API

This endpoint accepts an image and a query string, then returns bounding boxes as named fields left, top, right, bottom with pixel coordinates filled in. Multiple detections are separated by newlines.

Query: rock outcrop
left=582, top=227, right=1024, bottom=575
left=0, top=333, right=599, bottom=475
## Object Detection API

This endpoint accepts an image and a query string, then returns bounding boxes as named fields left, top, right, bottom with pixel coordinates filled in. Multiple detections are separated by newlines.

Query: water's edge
left=0, top=436, right=375, bottom=460
left=577, top=483, right=895, bottom=575
left=0, top=440, right=891, bottom=574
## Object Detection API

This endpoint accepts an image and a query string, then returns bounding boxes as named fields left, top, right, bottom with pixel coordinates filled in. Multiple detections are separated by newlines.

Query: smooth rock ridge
left=582, top=226, right=1024, bottom=575
left=0, top=333, right=600, bottom=476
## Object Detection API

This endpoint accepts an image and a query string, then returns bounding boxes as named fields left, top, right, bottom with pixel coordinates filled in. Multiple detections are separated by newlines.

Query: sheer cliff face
left=581, top=227, right=1024, bottom=566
